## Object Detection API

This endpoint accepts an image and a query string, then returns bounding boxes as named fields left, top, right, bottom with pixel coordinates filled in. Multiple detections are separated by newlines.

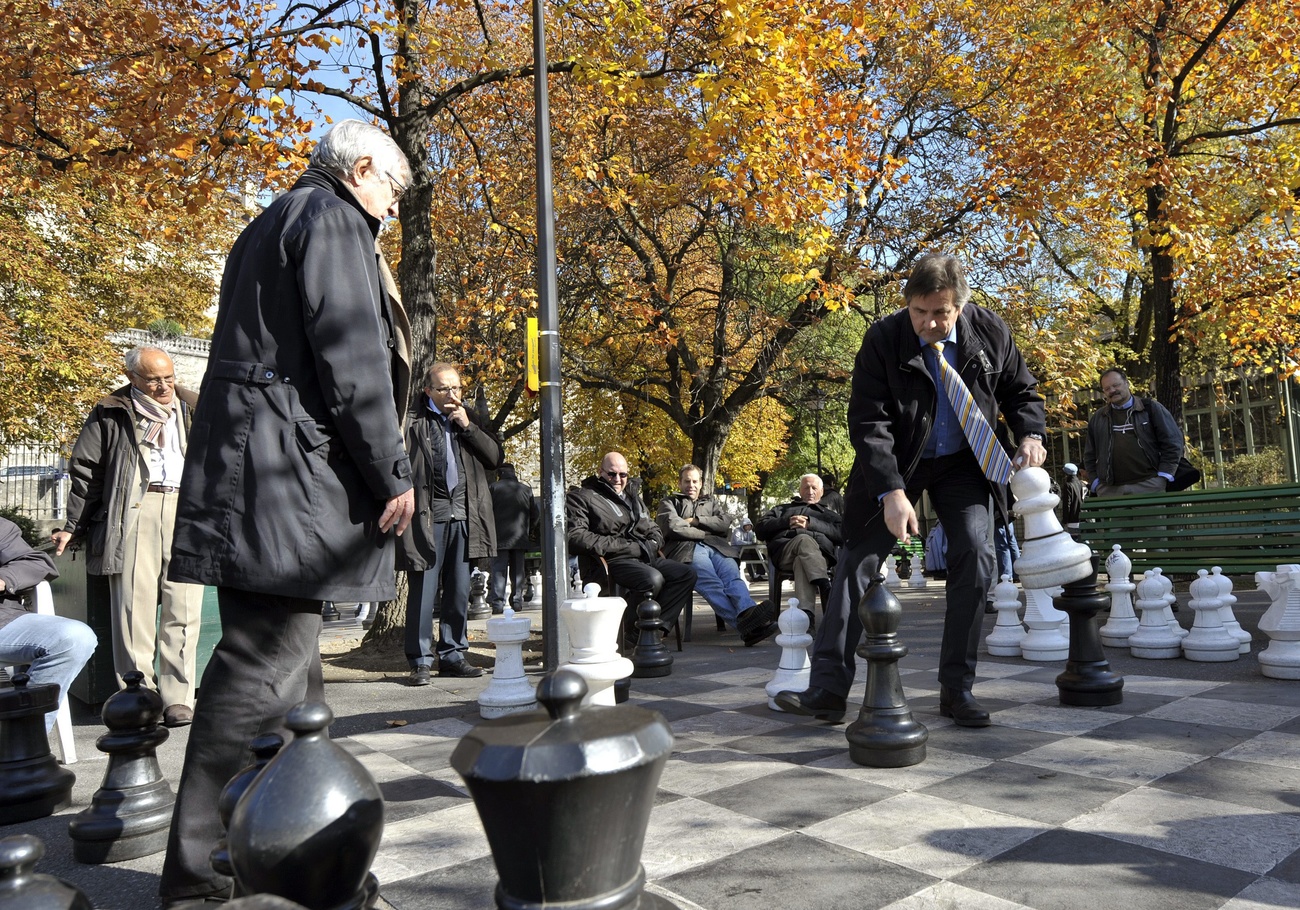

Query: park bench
left=1077, top=481, right=1300, bottom=577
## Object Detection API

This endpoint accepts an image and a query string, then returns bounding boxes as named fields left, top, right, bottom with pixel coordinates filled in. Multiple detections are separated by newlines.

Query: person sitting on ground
left=657, top=465, right=777, bottom=646
left=0, top=516, right=97, bottom=732
left=756, top=473, right=842, bottom=615
left=565, top=452, right=697, bottom=646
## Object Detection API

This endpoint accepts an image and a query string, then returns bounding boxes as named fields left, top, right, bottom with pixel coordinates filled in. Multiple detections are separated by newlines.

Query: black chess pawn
left=320, top=601, right=341, bottom=622
left=210, top=734, right=285, bottom=895
left=452, top=670, right=681, bottom=910
left=467, top=569, right=492, bottom=620
left=845, top=575, right=928, bottom=768
left=0, top=673, right=75, bottom=824
left=630, top=598, right=672, bottom=679
left=68, top=670, right=176, bottom=863
left=0, top=834, right=93, bottom=910
left=1055, top=559, right=1124, bottom=707
left=228, top=702, right=383, bottom=910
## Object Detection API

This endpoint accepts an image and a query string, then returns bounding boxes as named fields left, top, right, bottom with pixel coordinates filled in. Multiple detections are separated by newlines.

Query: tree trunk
left=359, top=572, right=409, bottom=653
left=1145, top=182, right=1183, bottom=421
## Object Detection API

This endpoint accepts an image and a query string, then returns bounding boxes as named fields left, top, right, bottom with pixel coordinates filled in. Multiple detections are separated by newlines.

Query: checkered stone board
left=345, top=654, right=1300, bottom=910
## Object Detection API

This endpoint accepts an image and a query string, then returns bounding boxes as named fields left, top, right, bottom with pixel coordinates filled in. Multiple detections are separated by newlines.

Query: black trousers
left=585, top=554, right=696, bottom=643
left=810, top=452, right=995, bottom=697
left=158, top=588, right=324, bottom=903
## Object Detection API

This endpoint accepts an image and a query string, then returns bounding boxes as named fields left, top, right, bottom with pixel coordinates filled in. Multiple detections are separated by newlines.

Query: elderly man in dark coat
left=777, top=253, right=1046, bottom=726
left=399, top=363, right=503, bottom=683
left=489, top=463, right=539, bottom=613
left=159, top=120, right=416, bottom=907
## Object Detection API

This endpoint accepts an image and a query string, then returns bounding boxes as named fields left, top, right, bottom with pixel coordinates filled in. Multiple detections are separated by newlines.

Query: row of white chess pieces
left=985, top=546, right=1300, bottom=679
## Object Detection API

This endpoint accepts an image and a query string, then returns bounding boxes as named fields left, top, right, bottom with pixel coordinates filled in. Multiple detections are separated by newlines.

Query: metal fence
left=1, top=444, right=68, bottom=521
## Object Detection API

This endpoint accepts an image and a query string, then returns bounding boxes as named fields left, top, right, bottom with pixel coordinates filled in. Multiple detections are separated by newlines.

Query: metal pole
left=532, top=0, right=567, bottom=670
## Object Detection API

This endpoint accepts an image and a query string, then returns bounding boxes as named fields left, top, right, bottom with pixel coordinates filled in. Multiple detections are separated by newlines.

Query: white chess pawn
left=985, top=574, right=1023, bottom=657
left=1256, top=564, right=1300, bottom=679
left=767, top=598, right=813, bottom=710
left=1128, top=570, right=1183, bottom=658
left=1151, top=567, right=1187, bottom=639
left=1100, top=544, right=1139, bottom=648
left=1010, top=467, right=1092, bottom=589
left=907, top=559, right=927, bottom=589
left=1020, top=585, right=1069, bottom=661
left=1211, top=567, right=1251, bottom=654
left=479, top=607, right=539, bottom=718
left=1181, top=569, right=1240, bottom=662
left=559, top=584, right=634, bottom=705
left=884, top=556, right=901, bottom=588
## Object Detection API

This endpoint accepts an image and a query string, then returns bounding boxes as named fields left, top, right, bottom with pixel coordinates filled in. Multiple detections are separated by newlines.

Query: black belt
left=147, top=483, right=179, bottom=494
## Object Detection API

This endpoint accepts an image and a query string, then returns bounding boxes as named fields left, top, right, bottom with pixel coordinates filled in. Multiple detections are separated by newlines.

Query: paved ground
left=5, top=575, right=1300, bottom=910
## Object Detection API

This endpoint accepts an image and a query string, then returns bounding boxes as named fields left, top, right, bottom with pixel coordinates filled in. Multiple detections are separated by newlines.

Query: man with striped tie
left=777, top=253, right=1046, bottom=726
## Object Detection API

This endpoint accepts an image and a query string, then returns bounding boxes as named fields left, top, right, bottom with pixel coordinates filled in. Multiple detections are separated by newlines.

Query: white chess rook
left=1211, top=567, right=1251, bottom=654
left=558, top=584, right=634, bottom=705
left=1128, top=571, right=1183, bottom=659
left=1181, top=569, right=1239, bottom=662
left=767, top=598, right=813, bottom=710
left=1256, top=564, right=1300, bottom=679
left=985, top=574, right=1024, bottom=657
left=479, top=608, right=539, bottom=718
left=1100, top=544, right=1139, bottom=648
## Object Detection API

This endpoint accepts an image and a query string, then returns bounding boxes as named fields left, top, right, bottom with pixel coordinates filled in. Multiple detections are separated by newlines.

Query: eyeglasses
left=605, top=471, right=629, bottom=480
left=133, top=373, right=175, bottom=387
left=385, top=170, right=407, bottom=201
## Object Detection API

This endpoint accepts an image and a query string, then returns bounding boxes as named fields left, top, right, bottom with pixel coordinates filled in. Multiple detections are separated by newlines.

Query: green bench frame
left=1077, top=481, right=1300, bottom=577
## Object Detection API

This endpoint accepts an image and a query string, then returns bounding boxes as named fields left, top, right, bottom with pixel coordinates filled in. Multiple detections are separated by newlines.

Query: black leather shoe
left=409, top=666, right=431, bottom=686
left=439, top=660, right=484, bottom=679
left=742, top=621, right=780, bottom=647
left=773, top=687, right=847, bottom=723
left=939, top=688, right=991, bottom=727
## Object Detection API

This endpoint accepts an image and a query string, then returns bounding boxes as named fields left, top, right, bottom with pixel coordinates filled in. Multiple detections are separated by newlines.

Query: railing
left=112, top=329, right=212, bottom=356
left=1, top=444, right=68, bottom=521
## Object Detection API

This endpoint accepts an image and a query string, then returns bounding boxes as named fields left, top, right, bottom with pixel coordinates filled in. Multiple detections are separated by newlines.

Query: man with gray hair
left=53, top=345, right=203, bottom=728
left=756, top=473, right=842, bottom=618
left=158, top=119, right=415, bottom=906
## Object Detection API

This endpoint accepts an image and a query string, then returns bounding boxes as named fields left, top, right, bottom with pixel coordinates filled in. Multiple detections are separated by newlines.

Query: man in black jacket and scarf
left=566, top=452, right=696, bottom=645
left=400, top=363, right=503, bottom=683
left=160, top=120, right=416, bottom=907
left=777, top=253, right=1047, bottom=727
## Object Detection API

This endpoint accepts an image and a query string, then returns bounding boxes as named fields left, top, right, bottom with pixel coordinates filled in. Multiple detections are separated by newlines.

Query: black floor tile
left=921, top=760, right=1136, bottom=825
left=1149, top=756, right=1300, bottom=814
left=698, top=766, right=896, bottom=829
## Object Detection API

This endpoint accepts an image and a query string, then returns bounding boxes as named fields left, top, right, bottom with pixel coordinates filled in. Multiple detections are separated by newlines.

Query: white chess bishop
left=1010, top=467, right=1093, bottom=590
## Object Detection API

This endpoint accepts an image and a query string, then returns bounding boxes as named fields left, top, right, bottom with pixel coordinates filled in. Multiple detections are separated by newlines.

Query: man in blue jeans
left=0, top=516, right=96, bottom=731
left=658, top=464, right=777, bottom=646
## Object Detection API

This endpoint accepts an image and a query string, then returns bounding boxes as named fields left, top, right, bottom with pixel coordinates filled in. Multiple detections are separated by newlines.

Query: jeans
left=691, top=544, right=756, bottom=627
left=0, top=613, right=98, bottom=732
left=994, top=522, right=1020, bottom=584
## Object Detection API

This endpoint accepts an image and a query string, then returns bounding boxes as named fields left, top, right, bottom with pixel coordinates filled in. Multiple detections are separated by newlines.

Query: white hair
left=310, top=120, right=410, bottom=184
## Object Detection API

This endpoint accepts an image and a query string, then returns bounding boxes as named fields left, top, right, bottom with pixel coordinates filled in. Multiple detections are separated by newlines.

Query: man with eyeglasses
left=158, top=119, right=416, bottom=907
left=1083, top=368, right=1186, bottom=496
left=53, top=345, right=204, bottom=729
left=399, top=363, right=503, bottom=683
left=566, top=452, right=697, bottom=648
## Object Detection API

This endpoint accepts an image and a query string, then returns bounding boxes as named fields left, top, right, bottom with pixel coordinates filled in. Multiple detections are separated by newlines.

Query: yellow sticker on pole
left=526, top=316, right=539, bottom=396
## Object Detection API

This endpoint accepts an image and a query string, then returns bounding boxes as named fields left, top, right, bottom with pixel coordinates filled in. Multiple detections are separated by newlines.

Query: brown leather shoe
left=163, top=704, right=194, bottom=728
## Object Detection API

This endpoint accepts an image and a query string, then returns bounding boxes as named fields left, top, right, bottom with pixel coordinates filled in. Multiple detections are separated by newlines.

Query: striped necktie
left=930, top=341, right=1015, bottom=483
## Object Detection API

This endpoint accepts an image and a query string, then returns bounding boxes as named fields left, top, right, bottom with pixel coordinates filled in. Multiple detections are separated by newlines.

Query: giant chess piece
left=559, top=584, right=634, bottom=706
left=479, top=607, right=538, bottom=718
left=1256, top=564, right=1300, bottom=679
left=1010, top=467, right=1093, bottom=589
left=521, top=568, right=544, bottom=610
left=907, top=555, right=927, bottom=588
left=846, top=575, right=928, bottom=768
left=630, top=597, right=673, bottom=679
left=0, top=834, right=92, bottom=910
left=984, top=574, right=1023, bottom=657
left=1128, top=571, right=1183, bottom=658
left=1053, top=557, right=1124, bottom=706
left=1150, top=568, right=1186, bottom=639
left=1020, top=586, right=1069, bottom=661
left=1181, top=569, right=1239, bottom=662
left=0, top=674, right=75, bottom=824
left=209, top=734, right=285, bottom=896
left=766, top=598, right=812, bottom=710
left=467, top=568, right=492, bottom=620
left=228, top=703, right=383, bottom=910
left=1099, top=544, right=1139, bottom=648
left=452, top=670, right=680, bottom=910
left=883, top=555, right=901, bottom=588
left=68, top=670, right=175, bottom=863
left=1211, top=566, right=1251, bottom=654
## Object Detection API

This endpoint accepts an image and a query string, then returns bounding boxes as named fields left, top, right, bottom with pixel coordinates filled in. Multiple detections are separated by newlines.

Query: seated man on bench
left=658, top=464, right=777, bottom=647
left=566, top=452, right=696, bottom=646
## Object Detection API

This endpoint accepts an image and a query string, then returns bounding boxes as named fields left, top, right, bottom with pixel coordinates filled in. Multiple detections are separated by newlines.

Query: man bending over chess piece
left=777, top=253, right=1046, bottom=726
